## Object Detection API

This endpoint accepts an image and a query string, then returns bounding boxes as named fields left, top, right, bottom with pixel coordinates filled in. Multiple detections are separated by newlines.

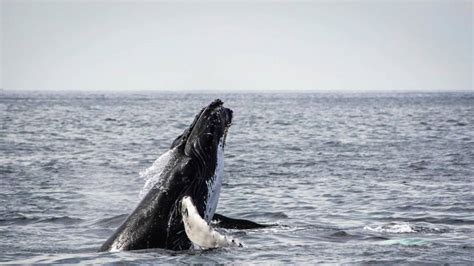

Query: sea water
left=1, top=91, right=473, bottom=263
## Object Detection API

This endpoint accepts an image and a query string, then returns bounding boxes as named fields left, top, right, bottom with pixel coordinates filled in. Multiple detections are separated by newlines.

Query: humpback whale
left=99, top=99, right=264, bottom=252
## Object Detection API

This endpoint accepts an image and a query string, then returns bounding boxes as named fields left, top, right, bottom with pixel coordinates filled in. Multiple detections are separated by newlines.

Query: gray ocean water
left=1, top=91, right=473, bottom=264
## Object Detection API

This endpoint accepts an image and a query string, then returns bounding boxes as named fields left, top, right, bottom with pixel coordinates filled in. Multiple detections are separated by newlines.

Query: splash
left=380, top=238, right=430, bottom=246
left=363, top=222, right=446, bottom=234
left=138, top=148, right=175, bottom=199
left=364, top=222, right=416, bottom=233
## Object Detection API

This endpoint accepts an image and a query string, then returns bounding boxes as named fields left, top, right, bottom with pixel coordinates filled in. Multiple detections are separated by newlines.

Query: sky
left=0, top=0, right=472, bottom=92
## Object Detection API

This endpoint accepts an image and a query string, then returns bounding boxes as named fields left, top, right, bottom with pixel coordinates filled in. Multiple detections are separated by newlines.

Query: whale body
left=99, top=99, right=233, bottom=251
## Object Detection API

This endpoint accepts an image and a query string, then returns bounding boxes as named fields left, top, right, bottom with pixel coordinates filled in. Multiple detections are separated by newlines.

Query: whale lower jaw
left=203, top=138, right=224, bottom=222
left=181, top=196, right=242, bottom=249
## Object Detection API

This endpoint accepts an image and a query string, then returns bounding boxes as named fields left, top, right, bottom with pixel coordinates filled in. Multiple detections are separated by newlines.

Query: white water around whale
left=363, top=222, right=446, bottom=234
left=138, top=148, right=175, bottom=199
left=364, top=223, right=416, bottom=233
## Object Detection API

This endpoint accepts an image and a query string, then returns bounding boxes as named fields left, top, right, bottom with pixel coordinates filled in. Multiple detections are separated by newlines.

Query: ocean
left=1, top=91, right=473, bottom=263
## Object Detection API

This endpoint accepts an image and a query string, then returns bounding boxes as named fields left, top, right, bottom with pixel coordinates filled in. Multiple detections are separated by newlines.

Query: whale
left=99, top=99, right=265, bottom=252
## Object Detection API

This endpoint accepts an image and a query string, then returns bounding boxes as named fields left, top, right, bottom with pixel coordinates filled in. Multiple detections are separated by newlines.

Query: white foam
left=138, top=148, right=174, bottom=199
left=380, top=239, right=429, bottom=246
left=364, top=222, right=416, bottom=233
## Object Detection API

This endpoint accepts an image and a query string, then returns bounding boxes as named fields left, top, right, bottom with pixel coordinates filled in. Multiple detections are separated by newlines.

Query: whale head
left=171, top=99, right=232, bottom=155
left=175, top=99, right=232, bottom=200
left=169, top=99, right=232, bottom=191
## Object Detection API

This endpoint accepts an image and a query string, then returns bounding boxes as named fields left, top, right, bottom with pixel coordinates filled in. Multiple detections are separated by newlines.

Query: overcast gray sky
left=1, top=0, right=472, bottom=92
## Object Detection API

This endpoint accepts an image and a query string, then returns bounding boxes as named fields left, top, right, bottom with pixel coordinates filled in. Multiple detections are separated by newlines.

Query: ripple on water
left=0, top=215, right=85, bottom=226
left=92, top=214, right=128, bottom=228
left=1, top=92, right=473, bottom=263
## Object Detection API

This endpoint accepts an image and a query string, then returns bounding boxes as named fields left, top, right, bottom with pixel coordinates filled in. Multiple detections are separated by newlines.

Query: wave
left=408, top=160, right=429, bottom=170
left=0, top=215, right=84, bottom=226
left=390, top=216, right=474, bottom=225
left=247, top=211, right=288, bottom=219
left=92, top=214, right=128, bottom=228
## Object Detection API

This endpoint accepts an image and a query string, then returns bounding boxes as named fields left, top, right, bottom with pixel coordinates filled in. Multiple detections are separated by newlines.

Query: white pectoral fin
left=181, top=196, right=242, bottom=249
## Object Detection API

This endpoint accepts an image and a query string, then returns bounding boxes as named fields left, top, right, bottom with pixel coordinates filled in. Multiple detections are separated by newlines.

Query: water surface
left=1, top=92, right=473, bottom=263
